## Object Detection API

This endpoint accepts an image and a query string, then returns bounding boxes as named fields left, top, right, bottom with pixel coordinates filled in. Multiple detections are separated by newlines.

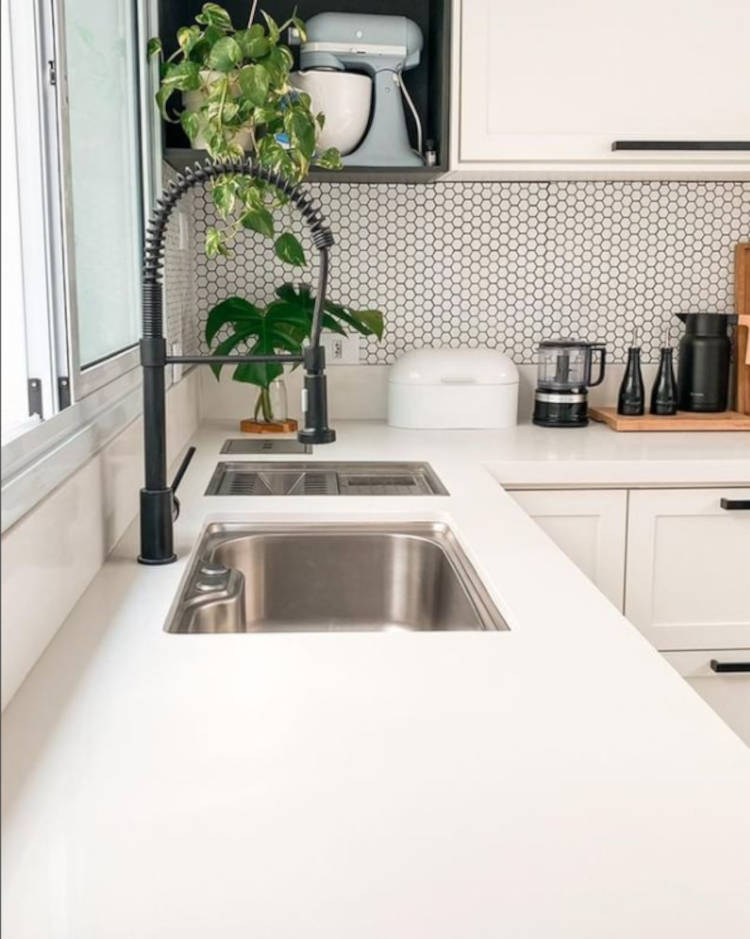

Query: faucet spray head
left=298, top=346, right=336, bottom=445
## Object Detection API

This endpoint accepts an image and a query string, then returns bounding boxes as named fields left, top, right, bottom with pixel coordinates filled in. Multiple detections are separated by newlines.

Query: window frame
left=1, top=0, right=163, bottom=529
left=51, top=0, right=146, bottom=400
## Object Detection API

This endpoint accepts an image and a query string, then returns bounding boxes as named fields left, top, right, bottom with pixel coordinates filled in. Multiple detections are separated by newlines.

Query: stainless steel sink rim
left=165, top=521, right=507, bottom=633
left=204, top=461, right=449, bottom=497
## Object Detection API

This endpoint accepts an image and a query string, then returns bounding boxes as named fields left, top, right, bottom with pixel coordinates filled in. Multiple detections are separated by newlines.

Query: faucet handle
left=170, top=446, right=196, bottom=521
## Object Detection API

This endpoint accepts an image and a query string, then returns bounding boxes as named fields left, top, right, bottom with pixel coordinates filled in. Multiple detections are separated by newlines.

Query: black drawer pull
left=612, top=140, right=750, bottom=151
left=710, top=660, right=750, bottom=673
left=719, top=498, right=750, bottom=510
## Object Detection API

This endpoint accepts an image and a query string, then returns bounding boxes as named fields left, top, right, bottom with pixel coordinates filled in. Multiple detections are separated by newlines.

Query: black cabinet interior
left=158, top=0, right=450, bottom=178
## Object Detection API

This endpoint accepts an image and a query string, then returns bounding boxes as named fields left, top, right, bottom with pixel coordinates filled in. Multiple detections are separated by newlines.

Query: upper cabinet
left=453, top=0, right=750, bottom=178
left=159, top=0, right=452, bottom=180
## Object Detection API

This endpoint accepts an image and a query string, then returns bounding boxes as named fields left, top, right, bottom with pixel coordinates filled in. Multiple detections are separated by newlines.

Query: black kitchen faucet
left=138, top=157, right=336, bottom=565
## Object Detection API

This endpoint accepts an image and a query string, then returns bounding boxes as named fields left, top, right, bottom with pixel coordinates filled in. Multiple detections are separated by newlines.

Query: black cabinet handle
left=612, top=140, right=750, bottom=151
left=719, top=498, right=750, bottom=510
left=710, top=660, right=750, bottom=673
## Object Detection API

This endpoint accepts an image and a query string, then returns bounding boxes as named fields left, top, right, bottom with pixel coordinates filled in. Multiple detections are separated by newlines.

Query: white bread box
left=388, top=348, right=519, bottom=429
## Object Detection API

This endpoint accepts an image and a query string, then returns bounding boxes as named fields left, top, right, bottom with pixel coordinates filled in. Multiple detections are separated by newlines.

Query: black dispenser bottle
left=676, top=313, right=736, bottom=412
left=617, top=347, right=645, bottom=416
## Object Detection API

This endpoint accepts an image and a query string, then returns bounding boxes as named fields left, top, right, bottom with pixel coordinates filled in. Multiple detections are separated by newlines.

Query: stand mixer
left=291, top=12, right=424, bottom=167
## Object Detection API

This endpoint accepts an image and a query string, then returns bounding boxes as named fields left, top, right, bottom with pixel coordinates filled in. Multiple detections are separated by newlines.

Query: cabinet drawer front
left=626, top=489, right=750, bottom=650
left=663, top=650, right=750, bottom=746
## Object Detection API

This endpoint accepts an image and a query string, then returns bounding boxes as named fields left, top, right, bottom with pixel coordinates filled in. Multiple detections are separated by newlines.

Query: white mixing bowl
left=291, top=71, right=372, bottom=155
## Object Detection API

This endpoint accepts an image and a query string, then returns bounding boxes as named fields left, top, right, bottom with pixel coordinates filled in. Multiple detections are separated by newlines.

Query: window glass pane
left=1, top=0, right=34, bottom=442
left=62, top=0, right=142, bottom=367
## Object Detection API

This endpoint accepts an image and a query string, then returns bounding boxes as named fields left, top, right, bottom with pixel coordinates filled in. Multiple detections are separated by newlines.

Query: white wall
left=1, top=369, right=200, bottom=709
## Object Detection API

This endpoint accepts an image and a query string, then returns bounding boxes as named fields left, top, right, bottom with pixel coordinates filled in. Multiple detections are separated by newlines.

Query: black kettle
left=676, top=313, right=736, bottom=412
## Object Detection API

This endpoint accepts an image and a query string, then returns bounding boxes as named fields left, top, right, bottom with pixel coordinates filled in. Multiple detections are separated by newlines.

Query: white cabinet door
left=508, top=489, right=627, bottom=609
left=457, top=0, right=750, bottom=175
left=663, top=650, right=750, bottom=746
left=626, top=489, right=750, bottom=651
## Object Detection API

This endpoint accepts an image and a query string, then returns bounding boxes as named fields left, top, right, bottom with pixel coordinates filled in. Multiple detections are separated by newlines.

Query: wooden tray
left=589, top=407, right=750, bottom=432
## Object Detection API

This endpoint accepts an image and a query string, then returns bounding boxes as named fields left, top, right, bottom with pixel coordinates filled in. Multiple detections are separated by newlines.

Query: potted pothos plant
left=206, top=284, right=383, bottom=425
left=150, top=3, right=385, bottom=427
left=148, top=2, right=341, bottom=261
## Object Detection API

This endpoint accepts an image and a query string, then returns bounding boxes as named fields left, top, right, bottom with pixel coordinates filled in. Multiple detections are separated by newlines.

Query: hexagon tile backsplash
left=190, top=180, right=750, bottom=365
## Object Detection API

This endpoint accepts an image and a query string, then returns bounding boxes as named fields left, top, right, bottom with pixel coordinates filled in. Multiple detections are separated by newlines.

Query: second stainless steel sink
left=166, top=522, right=507, bottom=633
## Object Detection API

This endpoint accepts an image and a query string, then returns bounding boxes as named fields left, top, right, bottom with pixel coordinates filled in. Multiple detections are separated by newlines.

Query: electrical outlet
left=321, top=333, right=360, bottom=365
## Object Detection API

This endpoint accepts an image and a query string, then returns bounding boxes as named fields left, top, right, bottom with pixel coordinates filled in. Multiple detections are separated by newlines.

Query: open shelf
left=157, top=0, right=451, bottom=181
left=164, top=148, right=444, bottom=182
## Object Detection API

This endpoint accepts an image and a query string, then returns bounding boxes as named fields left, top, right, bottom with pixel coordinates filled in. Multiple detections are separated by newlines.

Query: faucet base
left=298, top=428, right=337, bottom=445
left=138, top=488, right=176, bottom=565
left=137, top=553, right=177, bottom=566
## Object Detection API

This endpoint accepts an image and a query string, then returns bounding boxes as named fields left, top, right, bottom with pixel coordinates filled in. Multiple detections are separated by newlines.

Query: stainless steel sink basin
left=166, top=522, right=507, bottom=633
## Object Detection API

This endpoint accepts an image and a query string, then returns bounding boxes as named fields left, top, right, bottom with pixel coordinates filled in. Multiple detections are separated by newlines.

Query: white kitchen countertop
left=3, top=420, right=750, bottom=938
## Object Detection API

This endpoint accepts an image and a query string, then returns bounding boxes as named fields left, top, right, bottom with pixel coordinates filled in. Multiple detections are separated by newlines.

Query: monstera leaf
left=274, top=284, right=384, bottom=341
left=205, top=288, right=384, bottom=389
left=205, top=296, right=309, bottom=387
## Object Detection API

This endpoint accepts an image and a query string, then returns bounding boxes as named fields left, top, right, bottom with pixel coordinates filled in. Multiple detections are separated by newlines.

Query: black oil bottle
left=650, top=347, right=678, bottom=415
left=617, top=346, right=645, bottom=416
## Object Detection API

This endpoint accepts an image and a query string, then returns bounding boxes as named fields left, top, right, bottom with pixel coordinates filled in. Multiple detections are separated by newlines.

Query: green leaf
left=205, top=226, right=227, bottom=257
left=260, top=44, right=291, bottom=85
left=195, top=3, right=233, bottom=31
left=209, top=327, right=256, bottom=378
left=240, top=206, right=274, bottom=239
left=237, top=64, right=270, bottom=107
left=147, top=37, right=162, bottom=59
left=274, top=233, right=306, bottom=267
left=179, top=109, right=201, bottom=143
left=161, top=59, right=201, bottom=91
left=233, top=354, right=283, bottom=388
left=257, top=135, right=295, bottom=180
left=207, top=36, right=241, bottom=71
left=351, top=309, right=384, bottom=339
left=315, top=147, right=342, bottom=170
left=265, top=300, right=313, bottom=333
left=285, top=108, right=316, bottom=160
left=236, top=25, right=270, bottom=59
left=324, top=300, right=384, bottom=339
left=212, top=178, right=235, bottom=217
left=261, top=11, right=280, bottom=43
left=205, top=296, right=262, bottom=345
left=176, top=26, right=201, bottom=57
left=290, top=16, right=307, bottom=43
left=155, top=85, right=175, bottom=119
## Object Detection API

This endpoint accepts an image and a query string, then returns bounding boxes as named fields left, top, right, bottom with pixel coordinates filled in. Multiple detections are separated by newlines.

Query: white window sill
left=1, top=365, right=169, bottom=532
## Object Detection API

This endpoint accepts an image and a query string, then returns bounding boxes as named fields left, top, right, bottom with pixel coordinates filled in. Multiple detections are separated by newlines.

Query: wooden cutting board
left=735, top=243, right=750, bottom=415
left=589, top=407, right=750, bottom=432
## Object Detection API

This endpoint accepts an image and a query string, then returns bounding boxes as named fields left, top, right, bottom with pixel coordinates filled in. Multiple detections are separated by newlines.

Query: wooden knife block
left=735, top=243, right=750, bottom=415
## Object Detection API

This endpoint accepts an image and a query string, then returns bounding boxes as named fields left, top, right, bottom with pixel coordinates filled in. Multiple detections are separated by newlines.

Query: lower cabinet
left=507, top=489, right=627, bottom=609
left=663, top=650, right=750, bottom=746
left=625, top=488, right=750, bottom=651
left=508, top=484, right=750, bottom=744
